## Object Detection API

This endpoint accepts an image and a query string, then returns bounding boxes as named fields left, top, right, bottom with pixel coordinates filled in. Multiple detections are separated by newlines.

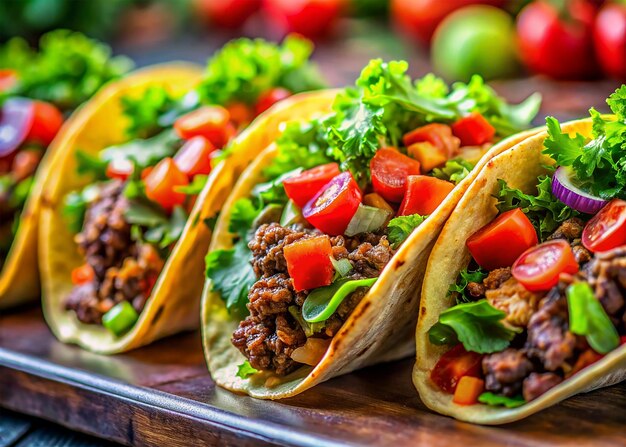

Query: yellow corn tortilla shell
left=39, top=62, right=338, bottom=354
left=414, top=118, right=626, bottom=424
left=0, top=94, right=86, bottom=309
left=202, top=120, right=539, bottom=399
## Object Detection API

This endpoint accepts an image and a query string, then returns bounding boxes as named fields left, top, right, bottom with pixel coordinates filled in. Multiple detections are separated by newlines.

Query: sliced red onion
left=552, top=166, right=607, bottom=214
left=0, top=98, right=34, bottom=158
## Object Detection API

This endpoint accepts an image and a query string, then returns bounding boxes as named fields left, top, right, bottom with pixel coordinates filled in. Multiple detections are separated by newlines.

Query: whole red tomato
left=517, top=0, right=599, bottom=79
left=594, top=2, right=626, bottom=80
left=390, top=0, right=505, bottom=45
left=263, top=0, right=342, bottom=39
left=195, top=0, right=262, bottom=28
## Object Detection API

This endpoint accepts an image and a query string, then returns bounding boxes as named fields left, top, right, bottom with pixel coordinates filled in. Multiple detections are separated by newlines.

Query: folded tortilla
left=201, top=111, right=539, bottom=399
left=413, top=118, right=626, bottom=424
left=39, top=63, right=337, bottom=354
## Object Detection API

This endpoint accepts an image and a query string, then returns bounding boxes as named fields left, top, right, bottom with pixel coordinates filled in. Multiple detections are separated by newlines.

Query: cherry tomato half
left=370, top=148, right=421, bottom=203
left=512, top=239, right=579, bottom=292
left=451, top=112, right=495, bottom=146
left=255, top=87, right=291, bottom=116
left=284, top=235, right=334, bottom=291
left=467, top=208, right=538, bottom=270
left=582, top=199, right=626, bottom=253
left=430, top=344, right=483, bottom=394
left=26, top=100, right=64, bottom=147
left=398, top=175, right=454, bottom=216
left=144, top=157, right=189, bottom=211
left=174, top=106, right=235, bottom=149
left=174, top=136, right=215, bottom=178
left=283, top=162, right=341, bottom=208
left=402, top=123, right=460, bottom=159
left=302, top=171, right=362, bottom=235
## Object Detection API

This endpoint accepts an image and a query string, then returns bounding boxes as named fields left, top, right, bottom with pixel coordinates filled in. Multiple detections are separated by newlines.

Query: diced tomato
left=0, top=69, right=17, bottom=91
left=71, top=264, right=94, bottom=285
left=398, top=175, right=454, bottom=216
left=402, top=123, right=460, bottom=158
left=566, top=349, right=603, bottom=379
left=283, top=162, right=341, bottom=208
left=106, top=158, right=134, bottom=181
left=174, top=136, right=215, bottom=178
left=370, top=148, right=421, bottom=203
left=25, top=100, right=64, bottom=146
left=283, top=235, right=334, bottom=291
left=226, top=101, right=254, bottom=128
left=451, top=112, right=496, bottom=146
left=144, top=157, right=189, bottom=211
left=11, top=149, right=42, bottom=182
left=453, top=376, right=485, bottom=405
left=430, top=344, right=483, bottom=394
left=302, top=171, right=362, bottom=235
left=512, top=240, right=579, bottom=292
left=407, top=141, right=447, bottom=172
left=173, top=106, right=235, bottom=149
left=582, top=199, right=626, bottom=253
left=255, top=87, right=291, bottom=116
left=467, top=208, right=538, bottom=270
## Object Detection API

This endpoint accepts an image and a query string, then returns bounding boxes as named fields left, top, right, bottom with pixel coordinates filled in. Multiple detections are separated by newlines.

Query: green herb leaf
left=197, top=34, right=324, bottom=107
left=387, top=214, right=428, bottom=247
left=121, top=86, right=178, bottom=139
left=0, top=30, right=132, bottom=110
left=428, top=299, right=517, bottom=354
left=206, top=241, right=256, bottom=318
left=236, top=361, right=258, bottom=379
left=100, top=129, right=180, bottom=172
left=175, top=174, right=209, bottom=195
left=75, top=150, right=108, bottom=180
left=448, top=267, right=488, bottom=304
left=495, top=176, right=581, bottom=241
left=229, top=198, right=261, bottom=240
left=432, top=158, right=475, bottom=184
left=567, top=282, right=619, bottom=354
left=124, top=201, right=188, bottom=249
left=478, top=392, right=526, bottom=408
left=62, top=184, right=101, bottom=234
left=303, top=277, right=377, bottom=323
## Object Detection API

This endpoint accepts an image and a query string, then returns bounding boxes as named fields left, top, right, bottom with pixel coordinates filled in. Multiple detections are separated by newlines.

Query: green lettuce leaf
left=121, top=86, right=178, bottom=139
left=236, top=361, right=258, bottom=379
left=432, top=158, right=475, bottom=184
left=494, top=176, right=580, bottom=241
left=302, top=277, right=377, bottom=323
left=567, top=282, right=619, bottom=354
left=387, top=214, right=428, bottom=247
left=428, top=299, right=517, bottom=354
left=478, top=392, right=526, bottom=408
left=448, top=267, right=488, bottom=304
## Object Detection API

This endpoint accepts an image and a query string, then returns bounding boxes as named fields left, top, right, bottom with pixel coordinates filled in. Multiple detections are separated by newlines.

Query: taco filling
left=427, top=86, right=626, bottom=408
left=61, top=36, right=324, bottom=336
left=0, top=30, right=130, bottom=266
left=206, top=59, right=541, bottom=378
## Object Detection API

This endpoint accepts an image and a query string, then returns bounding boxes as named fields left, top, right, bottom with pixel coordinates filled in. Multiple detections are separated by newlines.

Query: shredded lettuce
left=387, top=214, right=428, bottom=248
left=432, top=158, right=475, bottom=184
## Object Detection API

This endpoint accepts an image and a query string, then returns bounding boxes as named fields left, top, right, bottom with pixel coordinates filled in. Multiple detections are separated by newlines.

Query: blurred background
left=1, top=0, right=625, bottom=119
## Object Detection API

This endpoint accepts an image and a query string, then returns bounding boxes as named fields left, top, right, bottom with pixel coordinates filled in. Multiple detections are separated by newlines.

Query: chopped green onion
left=344, top=204, right=391, bottom=237
left=303, top=277, right=377, bottom=323
left=102, top=301, right=139, bottom=337
left=330, top=256, right=353, bottom=277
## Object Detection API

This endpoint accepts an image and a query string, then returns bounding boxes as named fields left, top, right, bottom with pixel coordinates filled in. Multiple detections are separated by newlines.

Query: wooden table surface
left=1, top=306, right=625, bottom=447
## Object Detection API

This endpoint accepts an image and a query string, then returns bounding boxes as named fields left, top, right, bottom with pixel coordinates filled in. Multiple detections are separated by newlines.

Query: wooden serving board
left=0, top=305, right=624, bottom=447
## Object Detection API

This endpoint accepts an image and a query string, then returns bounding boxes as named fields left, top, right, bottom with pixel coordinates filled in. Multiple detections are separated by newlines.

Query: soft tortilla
left=202, top=119, right=539, bottom=399
left=413, top=118, right=626, bottom=424
left=39, top=63, right=337, bottom=354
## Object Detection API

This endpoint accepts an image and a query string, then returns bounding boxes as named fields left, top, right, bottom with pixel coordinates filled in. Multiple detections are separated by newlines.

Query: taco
left=414, top=86, right=626, bottom=424
left=202, top=59, right=542, bottom=398
left=0, top=30, right=131, bottom=309
left=39, top=36, right=328, bottom=353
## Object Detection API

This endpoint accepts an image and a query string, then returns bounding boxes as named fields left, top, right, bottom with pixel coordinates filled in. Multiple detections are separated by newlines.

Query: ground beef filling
left=477, top=219, right=624, bottom=402
left=64, top=181, right=164, bottom=325
left=232, top=222, right=394, bottom=376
